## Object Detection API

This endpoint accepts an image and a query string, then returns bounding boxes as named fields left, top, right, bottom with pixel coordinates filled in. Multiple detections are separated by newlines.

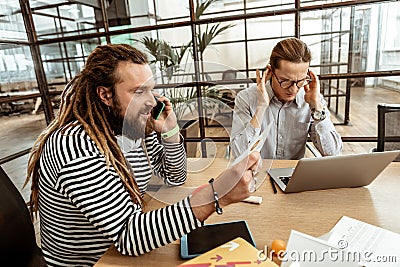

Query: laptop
left=268, top=150, right=400, bottom=193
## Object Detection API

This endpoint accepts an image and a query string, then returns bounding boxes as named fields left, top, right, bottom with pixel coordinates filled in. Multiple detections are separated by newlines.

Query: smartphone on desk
left=152, top=96, right=165, bottom=120
left=180, top=220, right=255, bottom=259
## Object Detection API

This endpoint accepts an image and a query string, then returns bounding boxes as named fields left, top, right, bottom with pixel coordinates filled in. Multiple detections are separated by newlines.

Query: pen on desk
left=269, top=177, right=277, bottom=194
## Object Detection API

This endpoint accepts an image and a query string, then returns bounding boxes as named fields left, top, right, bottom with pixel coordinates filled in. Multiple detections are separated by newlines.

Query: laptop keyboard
left=279, top=176, right=291, bottom=185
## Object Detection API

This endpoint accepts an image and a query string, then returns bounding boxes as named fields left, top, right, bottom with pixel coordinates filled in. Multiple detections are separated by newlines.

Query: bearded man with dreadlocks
left=24, top=44, right=260, bottom=266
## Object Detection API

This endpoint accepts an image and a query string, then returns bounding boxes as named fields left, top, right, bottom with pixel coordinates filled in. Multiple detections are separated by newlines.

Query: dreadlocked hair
left=24, top=44, right=148, bottom=220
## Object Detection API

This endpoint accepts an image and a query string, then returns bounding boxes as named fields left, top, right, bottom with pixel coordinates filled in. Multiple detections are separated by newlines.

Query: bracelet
left=208, top=178, right=223, bottom=215
left=161, top=124, right=180, bottom=139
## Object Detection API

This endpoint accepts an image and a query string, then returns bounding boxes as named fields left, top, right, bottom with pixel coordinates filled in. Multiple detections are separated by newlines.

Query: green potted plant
left=134, top=0, right=235, bottom=156
left=134, top=36, right=191, bottom=83
left=136, top=0, right=234, bottom=117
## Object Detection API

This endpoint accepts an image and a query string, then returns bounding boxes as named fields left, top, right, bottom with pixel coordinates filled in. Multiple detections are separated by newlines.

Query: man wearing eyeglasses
left=230, top=37, right=342, bottom=160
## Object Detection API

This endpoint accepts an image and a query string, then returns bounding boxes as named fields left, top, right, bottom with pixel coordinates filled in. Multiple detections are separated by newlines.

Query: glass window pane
left=300, top=8, right=351, bottom=36
left=155, top=0, right=190, bottom=23
left=198, top=21, right=243, bottom=44
left=0, top=42, right=47, bottom=157
left=300, top=0, right=347, bottom=8
left=247, top=14, right=295, bottom=40
left=33, top=1, right=104, bottom=40
left=202, top=42, right=246, bottom=72
left=0, top=1, right=27, bottom=41
left=106, top=1, right=190, bottom=31
left=196, top=0, right=244, bottom=19
left=159, top=27, right=192, bottom=47
left=130, top=28, right=194, bottom=85
left=246, top=0, right=294, bottom=13
left=107, top=0, right=149, bottom=30
left=378, top=1, right=400, bottom=73
left=247, top=38, right=284, bottom=70
left=0, top=44, right=36, bottom=89
left=40, top=39, right=101, bottom=83
left=300, top=8, right=351, bottom=76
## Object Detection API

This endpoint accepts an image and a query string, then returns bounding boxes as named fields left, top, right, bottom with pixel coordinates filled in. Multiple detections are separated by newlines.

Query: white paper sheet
left=281, top=230, right=359, bottom=267
left=328, top=216, right=400, bottom=266
left=229, top=121, right=273, bottom=167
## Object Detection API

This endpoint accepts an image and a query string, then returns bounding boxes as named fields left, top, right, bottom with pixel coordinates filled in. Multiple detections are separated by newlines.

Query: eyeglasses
left=271, top=69, right=312, bottom=89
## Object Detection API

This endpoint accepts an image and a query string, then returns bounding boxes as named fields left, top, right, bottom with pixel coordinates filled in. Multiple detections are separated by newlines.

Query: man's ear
left=97, top=86, right=112, bottom=106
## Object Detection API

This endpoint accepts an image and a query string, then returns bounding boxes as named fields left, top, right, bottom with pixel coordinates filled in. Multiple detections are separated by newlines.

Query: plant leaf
left=195, top=0, right=219, bottom=19
left=197, top=23, right=234, bottom=54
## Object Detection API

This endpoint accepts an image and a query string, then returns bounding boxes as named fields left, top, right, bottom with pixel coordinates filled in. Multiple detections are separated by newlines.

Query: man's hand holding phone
left=152, top=96, right=165, bottom=120
left=151, top=95, right=180, bottom=143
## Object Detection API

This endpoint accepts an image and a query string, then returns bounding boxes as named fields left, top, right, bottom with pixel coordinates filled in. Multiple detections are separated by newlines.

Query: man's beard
left=107, top=96, right=154, bottom=140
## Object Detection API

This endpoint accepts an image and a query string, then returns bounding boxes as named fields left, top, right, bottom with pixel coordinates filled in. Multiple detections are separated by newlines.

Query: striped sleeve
left=117, top=197, right=201, bottom=255
left=145, top=132, right=187, bottom=186
left=55, top=155, right=202, bottom=256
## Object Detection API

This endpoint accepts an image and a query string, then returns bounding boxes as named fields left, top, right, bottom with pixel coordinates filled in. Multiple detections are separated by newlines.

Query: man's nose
left=149, top=93, right=157, bottom=106
left=287, top=83, right=298, bottom=93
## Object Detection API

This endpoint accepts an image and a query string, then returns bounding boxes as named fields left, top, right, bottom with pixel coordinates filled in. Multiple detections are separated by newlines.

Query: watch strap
left=161, top=124, right=180, bottom=139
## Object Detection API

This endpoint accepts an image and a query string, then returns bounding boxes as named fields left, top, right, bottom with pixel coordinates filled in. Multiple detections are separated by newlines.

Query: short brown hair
left=269, top=37, right=311, bottom=70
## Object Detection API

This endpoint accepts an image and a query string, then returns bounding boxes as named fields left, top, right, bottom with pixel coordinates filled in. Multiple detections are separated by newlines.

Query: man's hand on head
left=251, top=66, right=272, bottom=129
left=303, top=70, right=323, bottom=110
left=256, top=67, right=272, bottom=108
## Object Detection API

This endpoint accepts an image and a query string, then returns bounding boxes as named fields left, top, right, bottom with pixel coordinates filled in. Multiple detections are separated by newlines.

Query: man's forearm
left=311, top=120, right=343, bottom=156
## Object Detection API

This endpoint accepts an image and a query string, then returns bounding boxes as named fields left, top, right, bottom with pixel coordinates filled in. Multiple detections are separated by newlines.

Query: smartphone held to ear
left=152, top=97, right=165, bottom=120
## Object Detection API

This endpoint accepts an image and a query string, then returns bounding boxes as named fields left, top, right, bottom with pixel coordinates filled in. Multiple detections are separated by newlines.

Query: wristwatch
left=311, top=107, right=326, bottom=121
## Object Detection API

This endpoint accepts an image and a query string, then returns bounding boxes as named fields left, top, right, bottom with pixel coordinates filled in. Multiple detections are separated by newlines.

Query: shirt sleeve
left=230, top=90, right=261, bottom=159
left=145, top=132, right=187, bottom=186
left=55, top=155, right=202, bottom=256
left=309, top=107, right=343, bottom=156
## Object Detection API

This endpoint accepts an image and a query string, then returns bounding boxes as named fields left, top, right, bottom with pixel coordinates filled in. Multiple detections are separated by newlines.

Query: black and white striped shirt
left=38, top=122, right=201, bottom=266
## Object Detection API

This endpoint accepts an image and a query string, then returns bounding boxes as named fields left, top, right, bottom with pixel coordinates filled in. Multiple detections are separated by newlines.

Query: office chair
left=0, top=166, right=47, bottom=266
left=205, top=69, right=238, bottom=124
left=221, top=69, right=237, bottom=81
left=375, top=103, right=400, bottom=161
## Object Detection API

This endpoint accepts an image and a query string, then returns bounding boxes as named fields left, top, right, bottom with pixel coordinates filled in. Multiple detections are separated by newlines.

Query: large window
left=1, top=0, right=400, bottom=162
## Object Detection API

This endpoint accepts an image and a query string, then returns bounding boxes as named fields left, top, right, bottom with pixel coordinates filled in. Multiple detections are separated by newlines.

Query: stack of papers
left=281, top=216, right=400, bottom=267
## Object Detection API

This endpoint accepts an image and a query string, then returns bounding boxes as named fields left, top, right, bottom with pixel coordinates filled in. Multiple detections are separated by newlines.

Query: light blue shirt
left=230, top=81, right=343, bottom=160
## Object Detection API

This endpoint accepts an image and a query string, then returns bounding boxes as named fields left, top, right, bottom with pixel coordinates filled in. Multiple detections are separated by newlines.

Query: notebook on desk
left=268, top=150, right=400, bottom=193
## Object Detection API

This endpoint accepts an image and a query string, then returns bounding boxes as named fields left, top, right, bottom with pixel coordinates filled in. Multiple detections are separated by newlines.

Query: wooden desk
left=95, top=159, right=400, bottom=267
